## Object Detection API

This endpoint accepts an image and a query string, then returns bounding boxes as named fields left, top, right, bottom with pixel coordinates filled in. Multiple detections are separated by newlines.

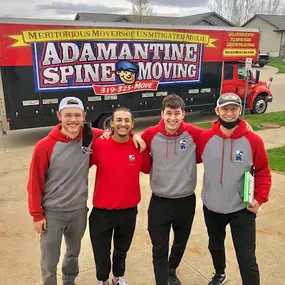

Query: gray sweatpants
left=40, top=207, right=88, bottom=285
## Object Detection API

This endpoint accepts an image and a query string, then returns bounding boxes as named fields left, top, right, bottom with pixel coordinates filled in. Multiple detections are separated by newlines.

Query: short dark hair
left=112, top=107, right=134, bottom=121
left=162, top=94, right=185, bottom=111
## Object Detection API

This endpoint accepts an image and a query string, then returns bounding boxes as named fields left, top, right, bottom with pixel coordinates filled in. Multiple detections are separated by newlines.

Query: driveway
left=254, top=65, right=285, bottom=113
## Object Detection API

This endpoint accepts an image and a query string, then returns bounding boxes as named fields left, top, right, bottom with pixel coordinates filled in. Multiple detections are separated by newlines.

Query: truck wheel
left=259, top=64, right=265, bottom=68
left=250, top=96, right=268, bottom=114
left=97, top=114, right=112, bottom=129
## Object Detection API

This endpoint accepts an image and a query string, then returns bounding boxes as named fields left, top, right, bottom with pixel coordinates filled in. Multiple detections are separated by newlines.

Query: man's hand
left=247, top=199, right=260, bottom=214
left=132, top=134, right=146, bottom=153
left=34, top=218, right=47, bottom=234
left=99, top=130, right=112, bottom=140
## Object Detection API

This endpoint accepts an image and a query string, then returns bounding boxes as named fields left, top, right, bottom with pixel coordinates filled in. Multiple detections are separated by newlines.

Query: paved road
left=265, top=67, right=285, bottom=113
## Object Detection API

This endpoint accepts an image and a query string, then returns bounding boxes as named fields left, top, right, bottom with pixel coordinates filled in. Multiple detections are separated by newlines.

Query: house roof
left=74, top=11, right=235, bottom=27
left=242, top=14, right=285, bottom=30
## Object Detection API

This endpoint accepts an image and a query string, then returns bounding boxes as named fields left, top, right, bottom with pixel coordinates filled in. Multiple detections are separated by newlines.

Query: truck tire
left=97, top=114, right=112, bottom=129
left=259, top=64, right=265, bottom=68
left=250, top=95, right=268, bottom=114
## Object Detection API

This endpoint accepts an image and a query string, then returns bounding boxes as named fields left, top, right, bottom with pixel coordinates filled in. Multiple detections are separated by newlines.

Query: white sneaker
left=112, top=277, right=128, bottom=285
left=97, top=281, right=109, bottom=285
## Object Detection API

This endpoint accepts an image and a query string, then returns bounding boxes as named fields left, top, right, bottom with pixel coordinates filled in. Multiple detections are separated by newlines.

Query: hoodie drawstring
left=165, top=137, right=178, bottom=158
left=230, top=139, right=233, bottom=161
left=220, top=139, right=225, bottom=184
left=166, top=138, right=169, bottom=158
left=220, top=139, right=234, bottom=184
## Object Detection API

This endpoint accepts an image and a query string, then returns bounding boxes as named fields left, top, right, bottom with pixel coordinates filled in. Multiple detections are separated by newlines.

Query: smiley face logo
left=116, top=60, right=138, bottom=85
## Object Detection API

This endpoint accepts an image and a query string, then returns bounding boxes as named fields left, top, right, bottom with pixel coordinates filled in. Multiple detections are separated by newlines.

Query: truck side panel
left=0, top=20, right=260, bottom=130
left=2, top=61, right=222, bottom=130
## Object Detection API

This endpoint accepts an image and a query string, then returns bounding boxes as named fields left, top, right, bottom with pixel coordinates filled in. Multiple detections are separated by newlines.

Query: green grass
left=194, top=111, right=285, bottom=131
left=268, top=57, right=285, bottom=73
left=267, top=146, right=285, bottom=174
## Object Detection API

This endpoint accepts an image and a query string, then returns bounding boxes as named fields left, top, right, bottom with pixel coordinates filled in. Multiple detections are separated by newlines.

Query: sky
left=0, top=0, right=211, bottom=20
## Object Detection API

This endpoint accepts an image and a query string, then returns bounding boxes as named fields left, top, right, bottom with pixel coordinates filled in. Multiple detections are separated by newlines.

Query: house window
left=224, top=65, right=233, bottom=80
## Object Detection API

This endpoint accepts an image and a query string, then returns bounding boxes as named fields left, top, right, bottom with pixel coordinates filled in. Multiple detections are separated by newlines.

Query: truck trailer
left=0, top=18, right=273, bottom=131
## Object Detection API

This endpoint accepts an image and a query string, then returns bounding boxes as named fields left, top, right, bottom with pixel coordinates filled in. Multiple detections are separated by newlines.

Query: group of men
left=27, top=93, right=271, bottom=285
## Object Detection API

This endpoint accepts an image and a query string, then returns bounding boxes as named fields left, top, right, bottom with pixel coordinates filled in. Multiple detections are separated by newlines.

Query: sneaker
left=112, top=276, right=128, bottom=285
left=168, top=269, right=181, bottom=285
left=208, top=273, right=227, bottom=285
left=97, top=281, right=109, bottom=285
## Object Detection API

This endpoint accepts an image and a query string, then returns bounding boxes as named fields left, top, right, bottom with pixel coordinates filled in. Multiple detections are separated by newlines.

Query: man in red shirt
left=89, top=107, right=151, bottom=285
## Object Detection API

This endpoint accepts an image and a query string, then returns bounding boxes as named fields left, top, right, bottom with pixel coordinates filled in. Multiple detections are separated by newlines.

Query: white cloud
left=0, top=0, right=209, bottom=19
left=152, top=5, right=209, bottom=17
left=1, top=0, right=285, bottom=20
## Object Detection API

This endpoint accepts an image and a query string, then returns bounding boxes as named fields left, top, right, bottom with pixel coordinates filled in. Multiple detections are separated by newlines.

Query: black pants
left=203, top=206, right=259, bottom=285
left=89, top=207, right=137, bottom=282
left=148, top=194, right=196, bottom=285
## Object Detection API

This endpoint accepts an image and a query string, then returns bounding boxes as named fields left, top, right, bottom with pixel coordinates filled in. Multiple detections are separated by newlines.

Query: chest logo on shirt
left=235, top=150, right=244, bottom=162
left=129, top=154, right=135, bottom=161
left=179, top=139, right=187, bottom=150
left=128, top=154, right=136, bottom=166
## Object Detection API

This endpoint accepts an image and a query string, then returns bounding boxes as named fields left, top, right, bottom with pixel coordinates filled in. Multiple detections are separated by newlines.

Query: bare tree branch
left=132, top=0, right=154, bottom=22
left=209, top=0, right=285, bottom=25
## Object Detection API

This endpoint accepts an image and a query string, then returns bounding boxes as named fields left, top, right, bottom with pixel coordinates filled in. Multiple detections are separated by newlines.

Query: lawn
left=268, top=57, right=285, bottom=73
left=267, top=146, right=285, bottom=174
left=193, top=110, right=285, bottom=131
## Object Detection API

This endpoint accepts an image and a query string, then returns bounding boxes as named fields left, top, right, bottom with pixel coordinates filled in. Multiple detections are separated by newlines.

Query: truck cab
left=222, top=63, right=273, bottom=114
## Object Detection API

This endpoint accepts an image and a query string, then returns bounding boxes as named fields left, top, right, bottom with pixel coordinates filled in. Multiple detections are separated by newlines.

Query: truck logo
left=31, top=41, right=203, bottom=95
left=116, top=60, right=138, bottom=85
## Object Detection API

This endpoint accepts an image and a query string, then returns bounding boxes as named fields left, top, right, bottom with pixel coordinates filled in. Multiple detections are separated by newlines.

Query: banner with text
left=4, top=26, right=260, bottom=93
left=32, top=39, right=203, bottom=93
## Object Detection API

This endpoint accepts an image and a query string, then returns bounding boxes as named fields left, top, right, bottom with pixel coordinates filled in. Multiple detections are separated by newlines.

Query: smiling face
left=57, top=107, right=86, bottom=137
left=116, top=70, right=136, bottom=84
left=215, top=104, right=242, bottom=122
left=161, top=107, right=185, bottom=134
left=110, top=109, right=134, bottom=140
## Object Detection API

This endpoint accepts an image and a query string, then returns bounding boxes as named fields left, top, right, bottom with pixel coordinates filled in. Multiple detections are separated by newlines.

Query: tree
left=209, top=0, right=285, bottom=26
left=132, top=0, right=154, bottom=22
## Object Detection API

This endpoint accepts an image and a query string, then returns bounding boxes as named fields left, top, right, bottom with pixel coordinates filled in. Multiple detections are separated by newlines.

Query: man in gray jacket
left=197, top=93, right=272, bottom=285
left=27, top=97, right=145, bottom=285
left=142, top=94, right=204, bottom=285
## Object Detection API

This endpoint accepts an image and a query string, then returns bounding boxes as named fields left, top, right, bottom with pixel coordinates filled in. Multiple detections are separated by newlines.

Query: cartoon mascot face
left=116, top=60, right=138, bottom=85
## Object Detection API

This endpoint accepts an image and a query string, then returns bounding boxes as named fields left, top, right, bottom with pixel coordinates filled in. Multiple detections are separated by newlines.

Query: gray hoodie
left=142, top=119, right=203, bottom=198
left=197, top=119, right=271, bottom=214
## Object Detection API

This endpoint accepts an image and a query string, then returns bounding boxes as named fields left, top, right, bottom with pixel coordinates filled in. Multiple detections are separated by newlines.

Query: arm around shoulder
left=92, top=127, right=105, bottom=138
left=141, top=126, right=157, bottom=152
left=141, top=150, right=152, bottom=174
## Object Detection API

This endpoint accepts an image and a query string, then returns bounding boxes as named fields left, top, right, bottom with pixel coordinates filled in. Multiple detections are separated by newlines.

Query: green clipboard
left=243, top=169, right=255, bottom=206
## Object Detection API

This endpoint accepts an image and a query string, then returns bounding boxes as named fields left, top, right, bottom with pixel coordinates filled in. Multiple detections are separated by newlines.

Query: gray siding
left=244, top=17, right=282, bottom=57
